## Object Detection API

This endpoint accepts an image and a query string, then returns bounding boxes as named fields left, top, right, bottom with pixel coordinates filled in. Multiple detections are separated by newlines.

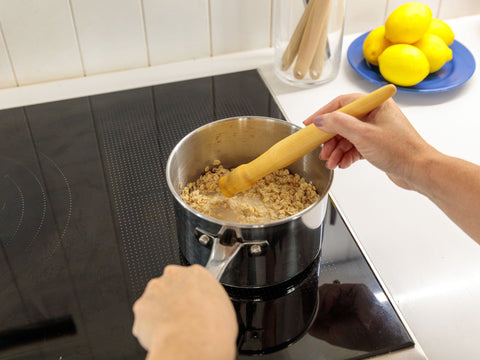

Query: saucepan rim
left=166, top=116, right=334, bottom=229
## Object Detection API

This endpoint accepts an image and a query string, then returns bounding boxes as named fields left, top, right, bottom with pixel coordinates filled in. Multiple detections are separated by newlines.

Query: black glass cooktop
left=0, top=70, right=413, bottom=359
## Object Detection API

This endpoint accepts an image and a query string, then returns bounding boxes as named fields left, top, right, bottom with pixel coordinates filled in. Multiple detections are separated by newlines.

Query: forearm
left=411, top=149, right=480, bottom=243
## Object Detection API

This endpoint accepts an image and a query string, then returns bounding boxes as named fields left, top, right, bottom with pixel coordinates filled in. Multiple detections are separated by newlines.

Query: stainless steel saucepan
left=166, top=116, right=333, bottom=288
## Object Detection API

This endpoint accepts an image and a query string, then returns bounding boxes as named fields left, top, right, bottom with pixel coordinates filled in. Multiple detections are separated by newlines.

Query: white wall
left=0, top=0, right=478, bottom=89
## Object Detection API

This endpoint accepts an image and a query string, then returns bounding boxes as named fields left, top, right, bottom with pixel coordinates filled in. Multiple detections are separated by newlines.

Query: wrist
left=407, top=146, right=445, bottom=197
left=148, top=327, right=237, bottom=360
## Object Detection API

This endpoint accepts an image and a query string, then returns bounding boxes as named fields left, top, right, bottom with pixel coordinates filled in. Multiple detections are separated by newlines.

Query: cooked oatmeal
left=180, top=162, right=320, bottom=224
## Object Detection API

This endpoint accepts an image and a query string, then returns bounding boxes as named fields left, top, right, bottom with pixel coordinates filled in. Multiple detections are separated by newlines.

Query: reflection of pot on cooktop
left=228, top=258, right=408, bottom=356
left=227, top=256, right=320, bottom=355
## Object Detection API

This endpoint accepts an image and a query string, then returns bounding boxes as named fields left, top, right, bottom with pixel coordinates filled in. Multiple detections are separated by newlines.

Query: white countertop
left=1, top=14, right=479, bottom=360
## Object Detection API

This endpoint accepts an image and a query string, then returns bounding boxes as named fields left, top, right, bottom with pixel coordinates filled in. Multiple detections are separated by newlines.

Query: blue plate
left=347, top=32, right=476, bottom=93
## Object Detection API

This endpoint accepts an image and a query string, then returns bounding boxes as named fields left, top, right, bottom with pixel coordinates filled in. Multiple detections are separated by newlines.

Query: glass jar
left=273, top=0, right=346, bottom=87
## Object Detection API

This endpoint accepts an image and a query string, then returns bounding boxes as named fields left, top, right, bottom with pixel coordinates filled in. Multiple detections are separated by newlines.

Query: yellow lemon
left=378, top=44, right=430, bottom=86
left=363, top=26, right=392, bottom=66
left=414, top=33, right=453, bottom=72
left=385, top=2, right=432, bottom=44
left=427, top=18, right=455, bottom=45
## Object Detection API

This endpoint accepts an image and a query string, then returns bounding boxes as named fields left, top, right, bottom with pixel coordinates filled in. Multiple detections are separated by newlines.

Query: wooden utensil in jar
left=281, top=0, right=316, bottom=71
left=309, top=0, right=331, bottom=79
left=294, top=0, right=331, bottom=79
left=218, top=84, right=397, bottom=198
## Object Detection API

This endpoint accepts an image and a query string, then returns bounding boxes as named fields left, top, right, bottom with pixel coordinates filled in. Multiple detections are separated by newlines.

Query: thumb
left=312, top=111, right=367, bottom=145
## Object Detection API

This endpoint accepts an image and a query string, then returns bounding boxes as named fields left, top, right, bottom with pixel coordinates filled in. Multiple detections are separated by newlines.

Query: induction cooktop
left=0, top=70, right=413, bottom=359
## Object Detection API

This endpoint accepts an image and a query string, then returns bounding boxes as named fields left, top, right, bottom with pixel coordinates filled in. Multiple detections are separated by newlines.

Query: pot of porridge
left=166, top=116, right=333, bottom=288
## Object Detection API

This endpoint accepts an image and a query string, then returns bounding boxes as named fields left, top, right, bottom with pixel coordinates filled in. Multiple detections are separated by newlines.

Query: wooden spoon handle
left=219, top=84, right=397, bottom=197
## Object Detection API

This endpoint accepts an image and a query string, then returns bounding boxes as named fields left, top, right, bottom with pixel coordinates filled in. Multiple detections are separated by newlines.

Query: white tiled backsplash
left=0, top=0, right=478, bottom=89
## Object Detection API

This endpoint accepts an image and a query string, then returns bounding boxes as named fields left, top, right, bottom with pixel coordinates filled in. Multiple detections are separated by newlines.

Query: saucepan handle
left=205, top=237, right=244, bottom=280
left=195, top=227, right=269, bottom=281
left=205, top=238, right=269, bottom=280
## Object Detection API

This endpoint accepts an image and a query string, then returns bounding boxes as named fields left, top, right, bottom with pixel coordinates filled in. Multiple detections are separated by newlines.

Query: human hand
left=132, top=264, right=238, bottom=360
left=303, top=94, right=435, bottom=190
left=309, top=283, right=404, bottom=351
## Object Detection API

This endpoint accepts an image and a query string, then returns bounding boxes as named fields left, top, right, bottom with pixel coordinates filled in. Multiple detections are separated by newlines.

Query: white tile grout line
left=269, top=0, right=273, bottom=48
left=67, top=0, right=87, bottom=77
left=0, top=18, right=19, bottom=87
left=207, top=0, right=214, bottom=57
left=139, top=0, right=152, bottom=67
left=437, top=0, right=442, bottom=18
left=383, top=0, right=390, bottom=22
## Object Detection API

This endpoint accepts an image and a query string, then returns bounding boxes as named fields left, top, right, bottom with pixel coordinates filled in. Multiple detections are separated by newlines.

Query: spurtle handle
left=219, top=84, right=397, bottom=197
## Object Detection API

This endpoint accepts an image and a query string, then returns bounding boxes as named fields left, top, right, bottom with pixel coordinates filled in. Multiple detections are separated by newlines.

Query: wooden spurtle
left=218, top=84, right=397, bottom=198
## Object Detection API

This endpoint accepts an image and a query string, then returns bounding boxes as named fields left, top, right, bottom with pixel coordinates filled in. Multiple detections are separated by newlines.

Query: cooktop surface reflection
left=0, top=70, right=413, bottom=359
